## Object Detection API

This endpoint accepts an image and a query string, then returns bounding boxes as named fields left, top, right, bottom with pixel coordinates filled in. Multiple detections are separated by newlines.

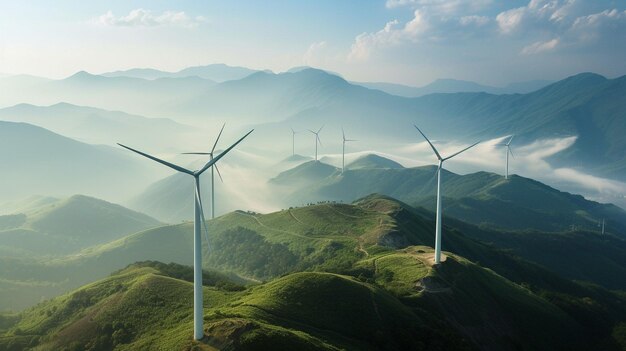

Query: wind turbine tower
left=341, top=127, right=357, bottom=174
left=414, top=125, right=480, bottom=264
left=118, top=129, right=253, bottom=340
left=290, top=128, right=299, bottom=156
left=500, top=135, right=515, bottom=179
left=182, top=124, right=226, bottom=219
left=308, top=126, right=324, bottom=161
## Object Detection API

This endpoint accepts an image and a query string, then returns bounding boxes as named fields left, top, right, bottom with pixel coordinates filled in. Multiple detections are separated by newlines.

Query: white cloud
left=459, top=15, right=490, bottom=26
left=303, top=41, right=327, bottom=65
left=386, top=0, right=492, bottom=15
left=521, top=38, right=559, bottom=54
left=94, top=9, right=205, bottom=28
left=496, top=7, right=527, bottom=33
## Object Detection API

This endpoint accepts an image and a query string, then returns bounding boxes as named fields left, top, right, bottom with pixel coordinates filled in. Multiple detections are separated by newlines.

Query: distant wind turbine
left=308, top=126, right=324, bottom=161
left=118, top=129, right=253, bottom=340
left=182, top=124, right=226, bottom=219
left=341, top=127, right=357, bottom=174
left=599, top=218, right=605, bottom=235
left=414, top=125, right=480, bottom=264
left=498, top=135, right=515, bottom=179
left=290, top=127, right=299, bottom=156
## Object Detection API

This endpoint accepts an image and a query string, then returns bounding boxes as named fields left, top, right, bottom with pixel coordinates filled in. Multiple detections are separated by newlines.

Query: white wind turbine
left=499, top=135, right=515, bottom=179
left=341, top=127, right=357, bottom=174
left=182, top=124, right=226, bottom=219
left=414, top=125, right=480, bottom=264
left=118, top=129, right=253, bottom=340
left=290, top=127, right=299, bottom=156
left=308, top=125, right=324, bottom=161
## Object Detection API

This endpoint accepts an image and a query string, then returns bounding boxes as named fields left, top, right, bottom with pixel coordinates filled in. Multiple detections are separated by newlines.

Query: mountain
left=356, top=78, right=553, bottom=97
left=102, top=63, right=258, bottom=82
left=0, top=121, right=165, bottom=203
left=347, top=153, right=405, bottom=170
left=270, top=160, right=626, bottom=234
left=2, top=251, right=607, bottom=350
left=0, top=72, right=216, bottom=118
left=2, top=195, right=626, bottom=349
left=269, top=160, right=338, bottom=187
left=0, top=103, right=195, bottom=151
left=0, top=195, right=161, bottom=257
left=3, top=69, right=625, bottom=181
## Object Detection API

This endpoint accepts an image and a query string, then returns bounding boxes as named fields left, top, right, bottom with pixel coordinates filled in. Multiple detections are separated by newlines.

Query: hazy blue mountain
left=270, top=156, right=626, bottom=234
left=0, top=121, right=165, bottom=203
left=100, top=67, right=172, bottom=80
left=0, top=103, right=195, bottom=150
left=3, top=69, right=625, bottom=180
left=356, top=78, right=553, bottom=97
left=347, top=153, right=404, bottom=170
left=0, top=71, right=216, bottom=118
left=102, top=63, right=258, bottom=82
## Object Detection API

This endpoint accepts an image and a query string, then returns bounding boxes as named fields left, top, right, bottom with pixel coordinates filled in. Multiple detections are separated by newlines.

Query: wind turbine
left=290, top=128, right=299, bottom=156
left=599, top=218, right=605, bottom=235
left=308, top=126, right=324, bottom=161
left=118, top=129, right=253, bottom=340
left=499, top=135, right=515, bottom=179
left=414, top=125, right=480, bottom=264
left=341, top=127, right=357, bottom=174
left=182, top=124, right=226, bottom=219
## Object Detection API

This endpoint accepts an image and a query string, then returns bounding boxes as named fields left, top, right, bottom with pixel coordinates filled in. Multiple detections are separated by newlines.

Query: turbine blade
left=346, top=139, right=357, bottom=142
left=506, top=135, right=514, bottom=146
left=211, top=123, right=225, bottom=154
left=307, top=129, right=316, bottom=134
left=413, top=125, right=442, bottom=160
left=181, top=152, right=211, bottom=155
left=443, top=140, right=481, bottom=161
left=317, top=125, right=324, bottom=134
left=195, top=182, right=211, bottom=252
left=317, top=135, right=323, bottom=147
left=215, top=164, right=224, bottom=183
left=342, top=127, right=345, bottom=141
left=196, top=129, right=254, bottom=175
left=118, top=143, right=193, bottom=175
left=508, top=146, right=515, bottom=159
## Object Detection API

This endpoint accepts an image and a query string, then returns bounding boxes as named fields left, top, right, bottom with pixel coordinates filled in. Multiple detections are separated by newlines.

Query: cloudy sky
left=1, top=0, right=625, bottom=85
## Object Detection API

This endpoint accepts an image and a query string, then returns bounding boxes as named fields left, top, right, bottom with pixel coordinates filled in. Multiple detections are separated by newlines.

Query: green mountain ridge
left=2, top=248, right=610, bottom=351
left=271, top=156, right=626, bottom=234
left=0, top=194, right=162, bottom=257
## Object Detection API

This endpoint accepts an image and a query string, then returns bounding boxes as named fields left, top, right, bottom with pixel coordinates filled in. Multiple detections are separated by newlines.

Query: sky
left=1, top=0, right=625, bottom=86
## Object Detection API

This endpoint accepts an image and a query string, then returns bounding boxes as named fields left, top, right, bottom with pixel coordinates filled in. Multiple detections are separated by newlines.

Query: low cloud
left=521, top=38, right=559, bottom=54
left=94, top=9, right=205, bottom=28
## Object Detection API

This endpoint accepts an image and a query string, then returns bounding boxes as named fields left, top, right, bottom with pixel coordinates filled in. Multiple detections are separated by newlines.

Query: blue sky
left=1, top=0, right=625, bottom=85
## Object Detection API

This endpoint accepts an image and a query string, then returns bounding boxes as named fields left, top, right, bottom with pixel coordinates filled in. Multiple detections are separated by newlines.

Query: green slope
left=272, top=161, right=626, bottom=234
left=2, top=251, right=606, bottom=351
left=0, top=195, right=162, bottom=257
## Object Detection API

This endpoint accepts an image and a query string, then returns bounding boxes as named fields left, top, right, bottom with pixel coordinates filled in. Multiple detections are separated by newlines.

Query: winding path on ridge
left=234, top=211, right=328, bottom=243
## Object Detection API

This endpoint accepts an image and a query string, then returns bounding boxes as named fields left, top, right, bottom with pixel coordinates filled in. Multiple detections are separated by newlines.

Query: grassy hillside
left=0, top=195, right=162, bottom=257
left=271, top=158, right=626, bottom=234
left=6, top=194, right=626, bottom=310
left=3, top=250, right=612, bottom=351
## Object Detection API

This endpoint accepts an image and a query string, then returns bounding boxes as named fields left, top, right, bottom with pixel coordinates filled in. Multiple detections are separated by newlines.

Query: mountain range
left=356, top=78, right=553, bottom=97
left=0, top=121, right=166, bottom=203
left=1, top=195, right=625, bottom=349
left=101, top=63, right=259, bottom=82
left=2, top=67, right=625, bottom=183
left=0, top=103, right=195, bottom=151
